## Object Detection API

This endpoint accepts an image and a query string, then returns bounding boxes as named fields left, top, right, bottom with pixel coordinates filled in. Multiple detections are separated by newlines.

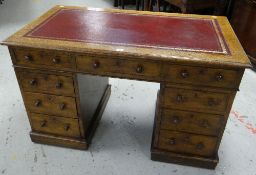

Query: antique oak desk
left=2, top=6, right=250, bottom=169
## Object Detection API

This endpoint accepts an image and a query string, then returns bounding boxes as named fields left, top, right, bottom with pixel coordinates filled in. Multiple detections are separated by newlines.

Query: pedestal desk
left=1, top=6, right=250, bottom=169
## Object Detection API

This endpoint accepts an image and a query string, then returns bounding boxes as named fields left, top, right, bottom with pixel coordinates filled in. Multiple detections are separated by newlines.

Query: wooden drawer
left=158, top=130, right=218, bottom=157
left=17, top=71, right=75, bottom=96
left=161, top=109, right=224, bottom=136
left=30, top=113, right=80, bottom=138
left=76, top=55, right=161, bottom=80
left=164, top=65, right=243, bottom=89
left=12, top=48, right=75, bottom=70
left=163, top=87, right=230, bottom=114
left=24, top=92, right=77, bottom=118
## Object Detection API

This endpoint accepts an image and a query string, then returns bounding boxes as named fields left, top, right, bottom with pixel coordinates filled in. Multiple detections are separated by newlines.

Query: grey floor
left=0, top=1, right=256, bottom=175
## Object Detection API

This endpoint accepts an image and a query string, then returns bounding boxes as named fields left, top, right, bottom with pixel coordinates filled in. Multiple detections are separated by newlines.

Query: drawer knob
left=52, top=58, right=60, bottom=64
left=180, top=70, right=189, bottom=78
left=216, top=74, right=223, bottom=81
left=55, top=81, right=62, bottom=89
left=59, top=103, right=66, bottom=110
left=183, top=136, right=190, bottom=143
left=24, top=55, right=33, bottom=62
left=208, top=98, right=217, bottom=106
left=116, top=60, right=121, bottom=67
left=64, top=124, right=70, bottom=131
left=93, top=61, right=100, bottom=68
left=172, top=116, right=180, bottom=124
left=200, top=120, right=209, bottom=128
left=169, top=138, right=176, bottom=145
left=196, top=142, right=205, bottom=150
left=176, top=95, right=184, bottom=103
left=34, top=99, right=41, bottom=107
left=40, top=120, right=47, bottom=127
left=30, top=79, right=37, bottom=86
left=136, top=65, right=144, bottom=73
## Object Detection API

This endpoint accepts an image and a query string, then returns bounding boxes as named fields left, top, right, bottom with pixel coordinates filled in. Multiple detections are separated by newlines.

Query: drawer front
left=161, top=109, right=224, bottom=136
left=163, top=87, right=230, bottom=113
left=164, top=65, right=242, bottom=88
left=13, top=48, right=75, bottom=70
left=18, top=71, right=75, bottom=96
left=24, top=92, right=77, bottom=118
left=76, top=55, right=161, bottom=80
left=158, top=130, right=217, bottom=157
left=30, top=113, right=80, bottom=138
left=17, top=71, right=75, bottom=96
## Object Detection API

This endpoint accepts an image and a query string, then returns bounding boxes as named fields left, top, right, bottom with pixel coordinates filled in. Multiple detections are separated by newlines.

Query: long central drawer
left=76, top=55, right=161, bottom=80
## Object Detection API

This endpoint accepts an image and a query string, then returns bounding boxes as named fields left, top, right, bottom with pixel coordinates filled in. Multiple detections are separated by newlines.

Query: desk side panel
left=75, top=74, right=109, bottom=137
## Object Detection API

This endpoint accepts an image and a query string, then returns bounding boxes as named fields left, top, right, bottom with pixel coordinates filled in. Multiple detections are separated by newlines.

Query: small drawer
left=24, top=92, right=77, bottom=118
left=12, top=48, right=75, bottom=70
left=17, top=71, right=75, bottom=96
left=30, top=113, right=80, bottom=138
left=164, top=65, right=243, bottom=89
left=163, top=87, right=230, bottom=114
left=76, top=55, right=161, bottom=80
left=161, top=109, right=224, bottom=136
left=158, top=130, right=217, bottom=157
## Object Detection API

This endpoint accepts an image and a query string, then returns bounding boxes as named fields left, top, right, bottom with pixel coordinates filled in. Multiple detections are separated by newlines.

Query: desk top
left=2, top=5, right=250, bottom=68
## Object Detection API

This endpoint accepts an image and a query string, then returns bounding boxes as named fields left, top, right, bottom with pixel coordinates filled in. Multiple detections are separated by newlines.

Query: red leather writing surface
left=26, top=9, right=228, bottom=53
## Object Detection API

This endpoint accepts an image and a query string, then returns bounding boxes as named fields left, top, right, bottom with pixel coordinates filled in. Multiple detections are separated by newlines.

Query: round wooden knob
left=216, top=74, right=223, bottom=81
left=55, top=81, right=62, bottom=89
left=183, top=136, right=190, bottom=143
left=208, top=98, right=216, bottom=106
left=64, top=124, right=70, bottom=131
left=200, top=120, right=209, bottom=128
left=176, top=95, right=184, bottom=103
left=24, top=55, right=33, bottom=62
left=30, top=79, right=37, bottom=86
left=116, top=60, right=121, bottom=67
left=172, top=116, right=180, bottom=124
left=136, top=65, right=143, bottom=73
left=169, top=138, right=176, bottom=145
left=180, top=70, right=189, bottom=78
left=196, top=142, right=205, bottom=150
left=59, top=103, right=66, bottom=110
left=52, top=58, right=60, bottom=64
left=40, top=120, right=47, bottom=127
left=34, top=99, right=41, bottom=107
left=93, top=61, right=100, bottom=68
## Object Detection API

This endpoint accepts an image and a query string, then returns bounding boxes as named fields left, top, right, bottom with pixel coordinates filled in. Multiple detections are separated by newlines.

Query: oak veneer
left=160, top=109, right=224, bottom=136
left=17, top=70, right=75, bottom=96
left=163, top=64, right=244, bottom=88
left=30, top=113, right=81, bottom=138
left=23, top=92, right=78, bottom=118
left=158, top=130, right=218, bottom=157
left=1, top=5, right=250, bottom=169
left=162, top=87, right=231, bottom=114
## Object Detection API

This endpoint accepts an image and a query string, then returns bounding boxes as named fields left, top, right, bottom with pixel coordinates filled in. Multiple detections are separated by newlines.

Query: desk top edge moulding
left=1, top=5, right=251, bottom=68
left=1, top=5, right=251, bottom=169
